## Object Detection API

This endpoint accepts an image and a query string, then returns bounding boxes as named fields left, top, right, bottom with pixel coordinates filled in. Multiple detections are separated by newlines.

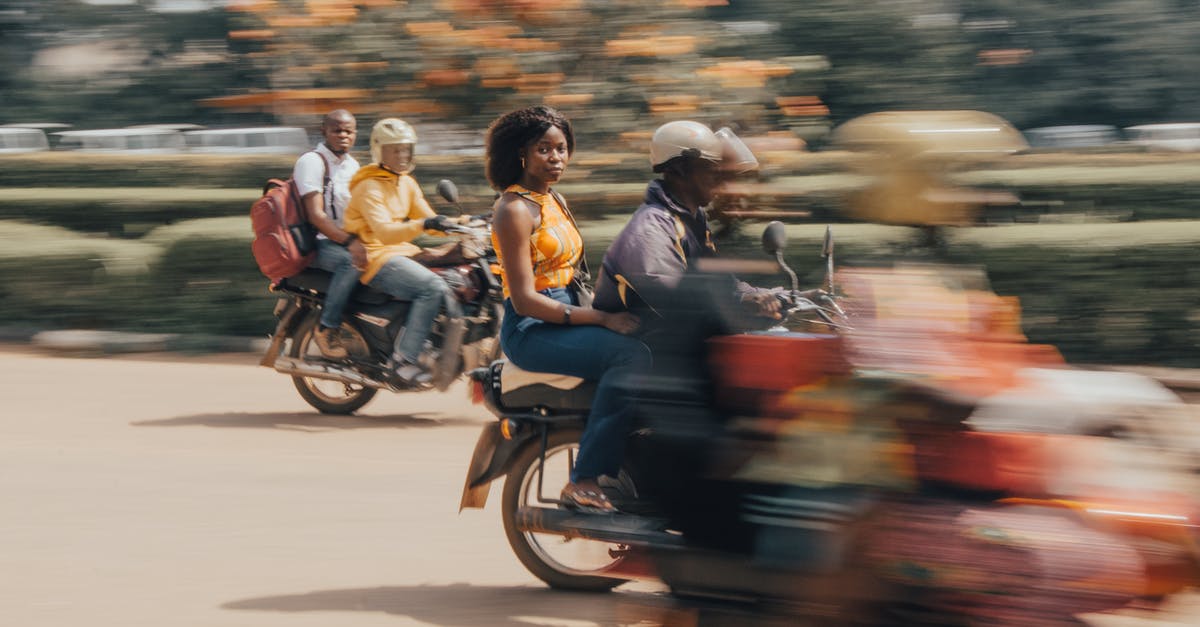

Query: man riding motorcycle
left=593, top=120, right=781, bottom=330
left=343, top=118, right=464, bottom=386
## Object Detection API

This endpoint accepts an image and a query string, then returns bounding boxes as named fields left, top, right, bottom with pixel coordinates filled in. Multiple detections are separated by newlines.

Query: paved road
left=1, top=349, right=1195, bottom=626
left=0, top=349, right=667, bottom=627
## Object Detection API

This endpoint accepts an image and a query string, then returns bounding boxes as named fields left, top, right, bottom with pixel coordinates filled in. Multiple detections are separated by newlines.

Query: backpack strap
left=312, top=150, right=335, bottom=221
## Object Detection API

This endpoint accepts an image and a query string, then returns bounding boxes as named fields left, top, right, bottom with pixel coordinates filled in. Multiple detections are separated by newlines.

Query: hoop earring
left=520, top=156, right=526, bottom=169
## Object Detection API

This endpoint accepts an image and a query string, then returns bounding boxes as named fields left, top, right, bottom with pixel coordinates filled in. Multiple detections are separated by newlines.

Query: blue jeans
left=501, top=288, right=652, bottom=482
left=367, top=255, right=449, bottom=363
left=310, top=238, right=361, bottom=330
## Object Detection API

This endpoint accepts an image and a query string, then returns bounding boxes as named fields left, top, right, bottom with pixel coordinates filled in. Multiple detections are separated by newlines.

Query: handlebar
left=775, top=288, right=852, bottom=330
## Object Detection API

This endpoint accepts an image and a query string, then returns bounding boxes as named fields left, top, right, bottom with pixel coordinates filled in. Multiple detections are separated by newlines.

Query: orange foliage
left=544, top=93, right=594, bottom=107
left=419, top=69, right=472, bottom=87
left=649, top=94, right=705, bottom=114
left=605, top=35, right=697, bottom=57
left=228, top=29, right=276, bottom=40
left=776, top=95, right=830, bottom=117
left=696, top=59, right=792, bottom=88
left=227, top=0, right=278, bottom=12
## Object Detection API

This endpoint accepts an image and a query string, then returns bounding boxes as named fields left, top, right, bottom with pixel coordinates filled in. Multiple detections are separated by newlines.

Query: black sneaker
left=313, top=325, right=349, bottom=359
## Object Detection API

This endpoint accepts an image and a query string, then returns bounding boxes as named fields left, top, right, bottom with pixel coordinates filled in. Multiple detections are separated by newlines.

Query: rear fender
left=459, top=422, right=538, bottom=511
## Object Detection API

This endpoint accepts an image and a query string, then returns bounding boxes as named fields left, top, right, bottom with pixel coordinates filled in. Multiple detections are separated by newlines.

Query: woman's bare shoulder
left=493, top=191, right=539, bottom=217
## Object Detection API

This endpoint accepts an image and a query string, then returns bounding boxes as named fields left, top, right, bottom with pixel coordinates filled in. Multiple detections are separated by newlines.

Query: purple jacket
left=594, top=180, right=724, bottom=317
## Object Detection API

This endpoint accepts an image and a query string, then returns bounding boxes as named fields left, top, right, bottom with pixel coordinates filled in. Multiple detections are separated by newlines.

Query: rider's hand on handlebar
left=742, top=290, right=783, bottom=320
left=423, top=215, right=454, bottom=232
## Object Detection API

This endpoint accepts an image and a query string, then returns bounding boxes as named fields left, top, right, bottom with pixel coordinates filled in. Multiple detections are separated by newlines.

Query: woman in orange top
left=488, top=106, right=649, bottom=511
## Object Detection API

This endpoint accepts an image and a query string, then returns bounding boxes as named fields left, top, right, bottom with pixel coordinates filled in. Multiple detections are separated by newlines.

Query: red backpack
left=250, top=152, right=328, bottom=282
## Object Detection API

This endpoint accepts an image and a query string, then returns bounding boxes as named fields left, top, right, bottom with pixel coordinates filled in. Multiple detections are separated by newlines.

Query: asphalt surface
left=1, top=347, right=1196, bottom=626
left=0, top=348, right=668, bottom=626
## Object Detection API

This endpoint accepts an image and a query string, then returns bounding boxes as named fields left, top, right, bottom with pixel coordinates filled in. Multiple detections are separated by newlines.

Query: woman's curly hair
left=485, top=105, right=575, bottom=190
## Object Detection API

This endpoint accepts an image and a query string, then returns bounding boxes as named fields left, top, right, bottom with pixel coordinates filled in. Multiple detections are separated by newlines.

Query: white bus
left=1124, top=123, right=1200, bottom=152
left=53, top=128, right=185, bottom=153
left=0, top=127, right=50, bottom=153
left=183, top=127, right=310, bottom=154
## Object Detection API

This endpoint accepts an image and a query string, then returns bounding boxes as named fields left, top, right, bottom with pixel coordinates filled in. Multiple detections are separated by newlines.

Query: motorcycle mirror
left=762, top=221, right=788, bottom=255
left=436, top=179, right=460, bottom=204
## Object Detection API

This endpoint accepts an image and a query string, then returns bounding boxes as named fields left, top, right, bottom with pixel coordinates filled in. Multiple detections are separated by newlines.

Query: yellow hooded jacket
left=343, top=164, right=438, bottom=283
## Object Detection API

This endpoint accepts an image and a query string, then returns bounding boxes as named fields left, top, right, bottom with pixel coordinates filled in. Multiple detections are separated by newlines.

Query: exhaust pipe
left=514, top=506, right=684, bottom=548
left=274, top=356, right=388, bottom=390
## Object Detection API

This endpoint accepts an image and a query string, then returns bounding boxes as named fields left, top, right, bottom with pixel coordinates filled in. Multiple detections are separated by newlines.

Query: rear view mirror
left=436, top=179, right=460, bottom=204
left=762, top=221, right=787, bottom=255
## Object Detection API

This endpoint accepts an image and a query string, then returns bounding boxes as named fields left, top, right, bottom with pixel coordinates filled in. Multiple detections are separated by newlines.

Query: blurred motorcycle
left=259, top=180, right=504, bottom=414
left=459, top=221, right=1200, bottom=625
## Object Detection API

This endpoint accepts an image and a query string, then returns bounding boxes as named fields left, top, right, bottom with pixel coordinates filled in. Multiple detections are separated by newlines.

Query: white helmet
left=370, top=118, right=417, bottom=165
left=650, top=120, right=723, bottom=171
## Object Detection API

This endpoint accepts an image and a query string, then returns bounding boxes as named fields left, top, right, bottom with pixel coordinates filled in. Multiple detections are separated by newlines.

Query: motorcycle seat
left=278, top=268, right=392, bottom=305
left=495, top=361, right=596, bottom=414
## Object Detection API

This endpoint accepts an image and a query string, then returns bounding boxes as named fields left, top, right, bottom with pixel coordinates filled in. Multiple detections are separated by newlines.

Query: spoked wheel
left=290, top=315, right=378, bottom=415
left=501, top=429, right=629, bottom=592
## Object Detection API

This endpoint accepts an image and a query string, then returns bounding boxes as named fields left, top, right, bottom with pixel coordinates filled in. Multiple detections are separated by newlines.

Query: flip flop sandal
left=560, top=484, right=616, bottom=512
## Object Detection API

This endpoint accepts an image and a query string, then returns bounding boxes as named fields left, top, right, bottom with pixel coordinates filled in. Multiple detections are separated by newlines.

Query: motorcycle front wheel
left=501, top=429, right=629, bottom=592
left=290, top=315, right=378, bottom=415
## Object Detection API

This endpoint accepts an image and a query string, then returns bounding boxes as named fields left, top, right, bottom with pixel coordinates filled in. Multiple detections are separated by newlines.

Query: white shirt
left=292, top=142, right=360, bottom=228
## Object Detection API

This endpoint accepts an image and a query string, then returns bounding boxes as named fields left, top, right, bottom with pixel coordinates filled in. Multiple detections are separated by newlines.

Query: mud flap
left=433, top=302, right=469, bottom=392
left=259, top=298, right=306, bottom=368
left=460, top=423, right=502, bottom=511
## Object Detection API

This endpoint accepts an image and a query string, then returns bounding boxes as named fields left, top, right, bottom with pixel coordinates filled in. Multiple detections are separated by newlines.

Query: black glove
left=423, top=215, right=453, bottom=232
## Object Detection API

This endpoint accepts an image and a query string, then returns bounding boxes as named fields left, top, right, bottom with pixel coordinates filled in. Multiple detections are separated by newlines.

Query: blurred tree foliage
left=2, top=1, right=1198, bottom=138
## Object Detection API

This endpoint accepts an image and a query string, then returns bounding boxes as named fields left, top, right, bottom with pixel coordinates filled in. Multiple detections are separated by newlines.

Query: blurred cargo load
left=831, top=110, right=1027, bottom=226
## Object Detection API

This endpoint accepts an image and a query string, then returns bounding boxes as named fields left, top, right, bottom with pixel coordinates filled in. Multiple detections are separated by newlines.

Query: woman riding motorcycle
left=486, top=105, right=648, bottom=512
left=343, top=118, right=460, bottom=386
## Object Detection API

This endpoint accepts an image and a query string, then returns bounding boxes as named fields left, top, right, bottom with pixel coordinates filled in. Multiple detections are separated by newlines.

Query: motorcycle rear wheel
left=501, top=429, right=628, bottom=592
left=290, top=315, right=378, bottom=415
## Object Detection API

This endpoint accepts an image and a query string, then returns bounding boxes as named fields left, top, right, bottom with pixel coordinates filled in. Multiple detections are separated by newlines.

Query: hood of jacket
left=349, top=163, right=400, bottom=189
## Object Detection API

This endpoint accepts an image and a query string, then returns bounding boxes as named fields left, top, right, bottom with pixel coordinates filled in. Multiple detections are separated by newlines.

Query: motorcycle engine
left=439, top=266, right=481, bottom=303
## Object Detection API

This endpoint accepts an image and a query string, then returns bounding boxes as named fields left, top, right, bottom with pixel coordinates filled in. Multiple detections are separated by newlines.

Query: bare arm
left=493, top=194, right=637, bottom=332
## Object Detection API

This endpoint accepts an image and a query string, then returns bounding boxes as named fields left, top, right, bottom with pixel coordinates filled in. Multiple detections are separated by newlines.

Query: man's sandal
left=560, top=483, right=616, bottom=512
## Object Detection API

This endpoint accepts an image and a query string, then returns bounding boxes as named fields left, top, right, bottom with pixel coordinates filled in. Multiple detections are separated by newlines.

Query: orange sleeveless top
left=494, top=184, right=583, bottom=299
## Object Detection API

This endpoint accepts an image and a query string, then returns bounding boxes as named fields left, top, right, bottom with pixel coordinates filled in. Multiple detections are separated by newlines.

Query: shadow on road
left=222, top=583, right=663, bottom=626
left=132, top=411, right=481, bottom=431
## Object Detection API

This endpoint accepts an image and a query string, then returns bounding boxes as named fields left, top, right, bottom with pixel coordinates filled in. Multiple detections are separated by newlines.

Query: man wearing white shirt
left=293, top=109, right=364, bottom=359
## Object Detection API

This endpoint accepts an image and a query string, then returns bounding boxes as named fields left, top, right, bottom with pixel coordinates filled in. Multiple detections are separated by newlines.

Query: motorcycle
left=259, top=180, right=504, bottom=415
left=459, top=222, right=1200, bottom=624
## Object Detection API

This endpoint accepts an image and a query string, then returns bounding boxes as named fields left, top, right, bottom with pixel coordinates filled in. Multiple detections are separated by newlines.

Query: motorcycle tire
left=290, top=314, right=378, bottom=415
left=501, top=429, right=627, bottom=592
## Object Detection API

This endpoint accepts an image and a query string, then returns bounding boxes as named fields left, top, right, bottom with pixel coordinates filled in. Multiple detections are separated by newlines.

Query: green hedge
left=0, top=218, right=1195, bottom=367
left=5, top=152, right=1200, bottom=242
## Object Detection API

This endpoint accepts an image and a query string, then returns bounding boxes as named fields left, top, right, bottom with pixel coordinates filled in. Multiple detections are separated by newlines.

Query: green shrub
left=1, top=217, right=1195, bottom=367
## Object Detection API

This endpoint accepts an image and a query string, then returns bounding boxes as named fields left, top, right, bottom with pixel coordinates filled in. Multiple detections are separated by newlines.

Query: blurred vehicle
left=1125, top=123, right=1200, bottom=152
left=0, top=127, right=50, bottom=153
left=1024, top=124, right=1119, bottom=149
left=259, top=181, right=503, bottom=413
left=52, top=128, right=184, bottom=153
left=183, top=126, right=309, bottom=154
left=460, top=223, right=1200, bottom=625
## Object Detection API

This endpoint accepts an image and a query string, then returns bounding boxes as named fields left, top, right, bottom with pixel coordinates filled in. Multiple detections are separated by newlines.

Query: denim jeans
left=501, top=288, right=652, bottom=482
left=310, top=238, right=361, bottom=330
left=367, top=255, right=449, bottom=363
